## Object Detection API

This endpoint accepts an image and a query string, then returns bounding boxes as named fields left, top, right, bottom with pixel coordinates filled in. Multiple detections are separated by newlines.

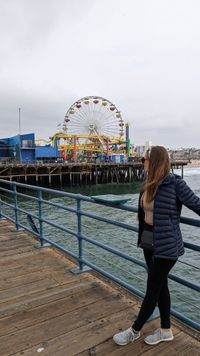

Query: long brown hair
left=144, top=146, right=170, bottom=202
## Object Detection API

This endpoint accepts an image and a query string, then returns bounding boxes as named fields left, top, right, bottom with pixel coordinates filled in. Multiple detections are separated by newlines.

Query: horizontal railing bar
left=1, top=201, right=199, bottom=254
left=81, top=211, right=138, bottom=232
left=41, top=199, right=77, bottom=214
left=81, top=257, right=145, bottom=298
left=180, top=216, right=200, bottom=227
left=0, top=179, right=90, bottom=200
left=171, top=309, right=200, bottom=331
left=0, top=213, right=16, bottom=224
left=0, top=186, right=15, bottom=195
left=84, top=250, right=147, bottom=283
left=81, top=233, right=146, bottom=268
left=169, top=273, right=200, bottom=292
left=90, top=199, right=138, bottom=213
left=184, top=241, right=200, bottom=252
left=0, top=213, right=40, bottom=238
left=1, top=198, right=199, bottom=253
left=1, top=179, right=200, bottom=221
left=1, top=190, right=77, bottom=214
left=82, top=233, right=199, bottom=292
left=0, top=200, right=14, bottom=209
left=37, top=235, right=78, bottom=260
left=0, top=194, right=14, bottom=202
left=40, top=217, right=79, bottom=238
left=178, top=260, right=200, bottom=270
left=1, top=216, right=78, bottom=259
left=173, top=293, right=200, bottom=311
left=16, top=207, right=39, bottom=220
left=15, top=192, right=39, bottom=201
left=15, top=222, right=40, bottom=238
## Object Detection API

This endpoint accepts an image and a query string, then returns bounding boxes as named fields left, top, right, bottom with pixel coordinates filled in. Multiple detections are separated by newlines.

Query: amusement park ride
left=49, top=96, right=131, bottom=162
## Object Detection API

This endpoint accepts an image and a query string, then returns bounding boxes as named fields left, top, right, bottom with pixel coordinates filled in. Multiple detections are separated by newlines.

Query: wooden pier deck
left=0, top=220, right=199, bottom=356
left=0, top=160, right=188, bottom=185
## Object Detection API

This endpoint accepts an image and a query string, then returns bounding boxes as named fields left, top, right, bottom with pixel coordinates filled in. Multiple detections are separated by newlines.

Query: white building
left=135, top=141, right=153, bottom=156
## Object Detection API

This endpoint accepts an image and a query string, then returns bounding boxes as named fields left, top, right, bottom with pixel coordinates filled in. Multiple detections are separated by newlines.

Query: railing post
left=34, top=189, right=50, bottom=248
left=38, top=190, right=43, bottom=246
left=0, top=195, right=6, bottom=220
left=77, top=199, right=83, bottom=271
left=13, top=182, right=20, bottom=230
left=70, top=197, right=91, bottom=274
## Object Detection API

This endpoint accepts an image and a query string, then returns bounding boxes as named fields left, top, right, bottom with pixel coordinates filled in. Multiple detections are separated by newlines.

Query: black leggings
left=132, top=249, right=177, bottom=331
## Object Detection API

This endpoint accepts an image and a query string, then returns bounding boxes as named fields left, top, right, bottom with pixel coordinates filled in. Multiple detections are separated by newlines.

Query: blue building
left=0, top=133, right=60, bottom=164
left=35, top=146, right=60, bottom=163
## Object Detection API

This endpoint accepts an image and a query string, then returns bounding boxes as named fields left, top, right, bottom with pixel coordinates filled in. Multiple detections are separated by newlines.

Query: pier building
left=0, top=133, right=60, bottom=164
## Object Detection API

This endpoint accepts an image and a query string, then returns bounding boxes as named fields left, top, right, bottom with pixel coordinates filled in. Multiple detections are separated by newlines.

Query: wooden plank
left=0, top=233, right=31, bottom=243
left=0, top=284, right=108, bottom=337
left=0, top=254, right=66, bottom=278
left=0, top=280, right=98, bottom=318
left=0, top=250, right=63, bottom=270
left=0, top=265, right=80, bottom=290
left=0, top=278, right=60, bottom=304
left=0, top=268, right=92, bottom=304
left=10, top=307, right=135, bottom=356
left=0, top=250, right=47, bottom=267
left=0, top=238, right=33, bottom=250
left=0, top=297, right=134, bottom=355
left=0, top=244, right=35, bottom=258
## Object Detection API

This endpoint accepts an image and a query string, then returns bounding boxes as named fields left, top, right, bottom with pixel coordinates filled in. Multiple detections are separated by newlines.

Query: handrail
left=0, top=178, right=199, bottom=332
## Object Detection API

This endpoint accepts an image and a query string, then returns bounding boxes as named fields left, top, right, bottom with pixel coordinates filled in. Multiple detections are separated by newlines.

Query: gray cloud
left=1, top=0, right=200, bottom=148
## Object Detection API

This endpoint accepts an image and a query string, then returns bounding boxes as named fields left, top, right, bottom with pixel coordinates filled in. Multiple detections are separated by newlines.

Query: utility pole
left=19, top=108, right=21, bottom=135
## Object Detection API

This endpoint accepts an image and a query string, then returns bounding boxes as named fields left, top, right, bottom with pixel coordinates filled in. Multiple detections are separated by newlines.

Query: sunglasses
left=141, top=157, right=148, bottom=164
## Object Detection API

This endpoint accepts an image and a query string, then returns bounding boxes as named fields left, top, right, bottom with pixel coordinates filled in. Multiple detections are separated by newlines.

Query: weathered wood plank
left=0, top=244, right=35, bottom=258
left=0, top=298, right=134, bottom=355
left=0, top=239, right=33, bottom=251
left=11, top=307, right=135, bottom=356
left=0, top=284, right=109, bottom=337
left=0, top=280, right=98, bottom=318
left=0, top=265, right=82, bottom=290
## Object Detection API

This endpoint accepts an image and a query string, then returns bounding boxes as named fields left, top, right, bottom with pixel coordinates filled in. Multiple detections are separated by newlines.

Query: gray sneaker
left=144, top=328, right=174, bottom=345
left=113, top=327, right=140, bottom=346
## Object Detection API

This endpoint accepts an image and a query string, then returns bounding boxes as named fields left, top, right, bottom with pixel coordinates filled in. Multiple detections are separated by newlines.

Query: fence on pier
left=0, top=179, right=199, bottom=332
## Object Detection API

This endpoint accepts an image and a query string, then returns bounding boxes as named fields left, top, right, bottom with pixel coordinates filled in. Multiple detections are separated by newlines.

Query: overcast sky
left=1, top=0, right=200, bottom=148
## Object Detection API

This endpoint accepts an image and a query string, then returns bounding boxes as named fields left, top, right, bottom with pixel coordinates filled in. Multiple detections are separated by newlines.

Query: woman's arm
left=176, top=178, right=200, bottom=215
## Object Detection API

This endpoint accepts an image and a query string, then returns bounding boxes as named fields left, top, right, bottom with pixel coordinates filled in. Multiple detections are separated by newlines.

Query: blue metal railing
left=0, top=179, right=199, bottom=331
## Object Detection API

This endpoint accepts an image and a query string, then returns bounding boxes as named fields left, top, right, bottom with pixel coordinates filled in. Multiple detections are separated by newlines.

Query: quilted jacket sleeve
left=176, top=178, right=200, bottom=215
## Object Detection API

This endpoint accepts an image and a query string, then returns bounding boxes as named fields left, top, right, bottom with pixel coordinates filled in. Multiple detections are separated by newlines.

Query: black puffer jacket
left=137, top=174, right=200, bottom=260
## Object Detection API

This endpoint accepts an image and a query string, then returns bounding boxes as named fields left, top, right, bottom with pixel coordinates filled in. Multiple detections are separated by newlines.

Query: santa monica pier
left=0, top=97, right=199, bottom=354
left=0, top=96, right=188, bottom=185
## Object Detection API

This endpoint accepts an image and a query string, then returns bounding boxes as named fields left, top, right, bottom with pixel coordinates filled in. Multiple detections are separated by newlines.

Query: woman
left=113, top=146, right=200, bottom=346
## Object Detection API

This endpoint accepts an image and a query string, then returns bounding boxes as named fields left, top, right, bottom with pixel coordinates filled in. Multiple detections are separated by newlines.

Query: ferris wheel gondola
left=61, top=96, right=125, bottom=139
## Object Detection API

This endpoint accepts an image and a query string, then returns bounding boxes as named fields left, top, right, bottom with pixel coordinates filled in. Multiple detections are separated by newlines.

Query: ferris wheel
left=61, top=96, right=124, bottom=139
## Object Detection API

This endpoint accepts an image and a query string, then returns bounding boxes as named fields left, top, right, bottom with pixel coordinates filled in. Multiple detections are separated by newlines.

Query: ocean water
left=1, top=167, right=200, bottom=325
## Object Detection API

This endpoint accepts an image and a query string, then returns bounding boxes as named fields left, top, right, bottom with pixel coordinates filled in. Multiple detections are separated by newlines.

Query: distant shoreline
left=185, top=160, right=200, bottom=168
